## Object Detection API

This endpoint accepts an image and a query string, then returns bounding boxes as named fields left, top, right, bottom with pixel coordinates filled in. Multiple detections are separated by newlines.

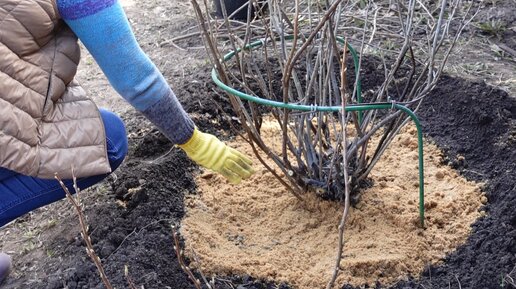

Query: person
left=0, top=0, right=255, bottom=283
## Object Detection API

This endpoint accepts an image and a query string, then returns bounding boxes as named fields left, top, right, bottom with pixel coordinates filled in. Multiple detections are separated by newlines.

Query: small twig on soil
left=55, top=172, right=114, bottom=289
left=504, top=265, right=516, bottom=287
left=124, top=265, right=139, bottom=289
left=454, top=275, right=462, bottom=289
left=171, top=225, right=202, bottom=289
left=107, top=218, right=175, bottom=260
left=143, top=147, right=176, bottom=164
left=462, top=169, right=484, bottom=177
left=191, top=249, right=216, bottom=289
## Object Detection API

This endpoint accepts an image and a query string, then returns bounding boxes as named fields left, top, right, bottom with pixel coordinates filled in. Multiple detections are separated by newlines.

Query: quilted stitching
left=0, top=0, right=110, bottom=179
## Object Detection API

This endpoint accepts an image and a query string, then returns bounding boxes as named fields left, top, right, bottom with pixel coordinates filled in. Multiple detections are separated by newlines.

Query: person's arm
left=57, top=0, right=254, bottom=183
left=57, top=0, right=193, bottom=144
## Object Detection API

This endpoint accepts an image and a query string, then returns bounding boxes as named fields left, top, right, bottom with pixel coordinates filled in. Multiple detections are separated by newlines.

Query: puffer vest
left=0, top=0, right=111, bottom=179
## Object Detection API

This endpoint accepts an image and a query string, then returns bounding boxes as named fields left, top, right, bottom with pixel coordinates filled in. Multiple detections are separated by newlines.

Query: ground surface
left=0, top=0, right=515, bottom=289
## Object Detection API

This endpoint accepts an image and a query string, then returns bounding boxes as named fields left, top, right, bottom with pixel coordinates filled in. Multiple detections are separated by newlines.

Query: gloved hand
left=178, top=129, right=254, bottom=184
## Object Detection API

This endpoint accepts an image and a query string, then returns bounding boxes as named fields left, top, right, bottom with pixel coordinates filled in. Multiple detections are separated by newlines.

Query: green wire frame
left=211, top=36, right=426, bottom=227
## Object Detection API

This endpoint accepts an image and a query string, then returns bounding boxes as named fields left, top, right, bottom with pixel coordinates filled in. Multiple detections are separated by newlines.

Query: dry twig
left=55, top=172, right=113, bottom=289
left=171, top=225, right=203, bottom=289
left=326, top=42, right=352, bottom=289
left=504, top=265, right=516, bottom=287
left=124, top=265, right=139, bottom=289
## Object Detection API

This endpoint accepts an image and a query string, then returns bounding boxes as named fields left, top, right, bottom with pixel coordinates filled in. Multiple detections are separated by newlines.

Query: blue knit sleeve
left=57, top=0, right=195, bottom=144
left=57, top=0, right=167, bottom=111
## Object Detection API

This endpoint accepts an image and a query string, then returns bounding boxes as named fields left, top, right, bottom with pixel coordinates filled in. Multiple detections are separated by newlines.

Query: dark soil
left=1, top=65, right=515, bottom=289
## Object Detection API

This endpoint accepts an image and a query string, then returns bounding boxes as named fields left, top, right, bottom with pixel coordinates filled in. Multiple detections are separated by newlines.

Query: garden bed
left=1, top=63, right=514, bottom=289
left=0, top=0, right=515, bottom=286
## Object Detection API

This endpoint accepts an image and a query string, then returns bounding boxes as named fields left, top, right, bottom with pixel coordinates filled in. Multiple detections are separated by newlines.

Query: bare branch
left=171, top=225, right=202, bottom=289
left=55, top=172, right=113, bottom=289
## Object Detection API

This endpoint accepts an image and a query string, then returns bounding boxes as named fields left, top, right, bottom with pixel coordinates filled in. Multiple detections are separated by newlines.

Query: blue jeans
left=0, top=109, right=128, bottom=227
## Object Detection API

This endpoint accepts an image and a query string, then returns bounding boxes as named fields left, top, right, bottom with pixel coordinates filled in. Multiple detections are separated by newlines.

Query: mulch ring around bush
left=1, top=65, right=514, bottom=289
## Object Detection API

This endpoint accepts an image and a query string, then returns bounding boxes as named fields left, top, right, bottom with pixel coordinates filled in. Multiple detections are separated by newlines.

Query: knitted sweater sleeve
left=56, top=0, right=194, bottom=144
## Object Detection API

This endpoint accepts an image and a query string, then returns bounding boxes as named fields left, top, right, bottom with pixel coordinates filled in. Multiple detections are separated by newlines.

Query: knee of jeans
left=99, top=108, right=128, bottom=171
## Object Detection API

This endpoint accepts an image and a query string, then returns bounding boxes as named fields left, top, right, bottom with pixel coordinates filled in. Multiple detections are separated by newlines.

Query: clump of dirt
left=181, top=119, right=486, bottom=289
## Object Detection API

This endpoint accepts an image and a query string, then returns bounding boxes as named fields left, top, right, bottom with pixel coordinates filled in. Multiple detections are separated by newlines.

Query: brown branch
left=326, top=41, right=352, bottom=289
left=172, top=225, right=202, bottom=289
left=124, top=265, right=138, bottom=289
left=190, top=0, right=227, bottom=82
left=191, top=249, right=215, bottom=289
left=55, top=172, right=113, bottom=289
left=282, top=0, right=347, bottom=99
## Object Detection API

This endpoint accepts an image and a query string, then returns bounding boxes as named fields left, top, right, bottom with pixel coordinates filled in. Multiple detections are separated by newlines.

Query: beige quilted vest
left=0, top=0, right=111, bottom=179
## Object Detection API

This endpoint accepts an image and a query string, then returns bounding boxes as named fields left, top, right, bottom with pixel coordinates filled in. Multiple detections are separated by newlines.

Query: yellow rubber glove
left=178, top=128, right=255, bottom=184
